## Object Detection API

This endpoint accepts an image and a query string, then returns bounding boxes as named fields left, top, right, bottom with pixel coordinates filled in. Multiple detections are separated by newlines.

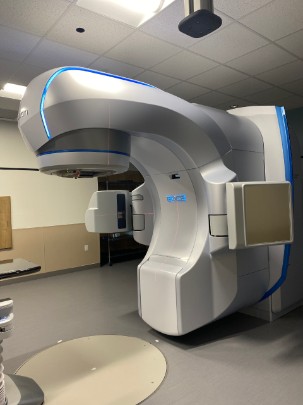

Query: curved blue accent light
left=261, top=106, right=293, bottom=300
left=37, top=149, right=130, bottom=157
left=40, top=68, right=64, bottom=139
left=40, top=66, right=155, bottom=140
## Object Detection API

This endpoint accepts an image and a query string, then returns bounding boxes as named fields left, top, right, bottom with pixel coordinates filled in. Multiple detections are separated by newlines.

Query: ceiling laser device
left=179, top=0, right=222, bottom=38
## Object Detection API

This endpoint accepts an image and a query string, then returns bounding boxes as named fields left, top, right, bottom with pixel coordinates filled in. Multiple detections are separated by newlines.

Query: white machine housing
left=18, top=67, right=303, bottom=335
left=85, top=190, right=131, bottom=233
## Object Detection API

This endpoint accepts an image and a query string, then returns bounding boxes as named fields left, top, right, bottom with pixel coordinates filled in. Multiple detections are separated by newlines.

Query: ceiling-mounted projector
left=179, top=0, right=222, bottom=38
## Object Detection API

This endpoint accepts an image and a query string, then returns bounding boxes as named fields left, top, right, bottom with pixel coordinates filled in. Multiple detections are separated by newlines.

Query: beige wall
left=44, top=224, right=99, bottom=272
left=0, top=120, right=98, bottom=229
left=0, top=224, right=99, bottom=274
left=0, top=120, right=100, bottom=275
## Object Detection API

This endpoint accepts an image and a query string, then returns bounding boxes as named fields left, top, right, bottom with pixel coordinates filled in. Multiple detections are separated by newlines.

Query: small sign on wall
left=0, top=196, right=12, bottom=249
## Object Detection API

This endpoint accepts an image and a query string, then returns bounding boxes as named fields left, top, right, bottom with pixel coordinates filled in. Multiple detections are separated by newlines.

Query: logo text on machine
left=166, top=194, right=187, bottom=203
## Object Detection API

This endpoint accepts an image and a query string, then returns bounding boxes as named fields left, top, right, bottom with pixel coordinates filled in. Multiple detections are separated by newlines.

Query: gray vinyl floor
left=1, top=260, right=303, bottom=405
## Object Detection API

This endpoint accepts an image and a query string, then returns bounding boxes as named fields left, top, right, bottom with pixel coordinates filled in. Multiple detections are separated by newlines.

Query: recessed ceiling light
left=3, top=83, right=26, bottom=96
left=0, top=83, right=26, bottom=100
left=76, top=0, right=175, bottom=27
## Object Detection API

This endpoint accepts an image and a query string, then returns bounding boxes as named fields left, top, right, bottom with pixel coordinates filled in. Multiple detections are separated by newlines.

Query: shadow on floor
left=147, top=306, right=303, bottom=365
left=147, top=312, right=267, bottom=349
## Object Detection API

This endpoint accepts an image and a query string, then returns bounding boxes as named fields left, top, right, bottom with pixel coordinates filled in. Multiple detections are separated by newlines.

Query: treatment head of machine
left=33, top=127, right=131, bottom=178
left=20, top=125, right=131, bottom=179
left=17, top=66, right=158, bottom=178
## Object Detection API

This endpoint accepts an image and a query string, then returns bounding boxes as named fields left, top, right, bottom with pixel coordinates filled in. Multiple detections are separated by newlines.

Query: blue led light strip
left=40, top=66, right=155, bottom=140
left=37, top=149, right=130, bottom=157
left=261, top=106, right=293, bottom=300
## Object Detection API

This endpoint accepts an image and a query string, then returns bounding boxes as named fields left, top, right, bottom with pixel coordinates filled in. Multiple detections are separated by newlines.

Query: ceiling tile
left=240, top=0, right=303, bottom=41
left=133, top=71, right=179, bottom=90
left=151, top=51, right=217, bottom=80
left=189, top=66, right=248, bottom=90
left=245, top=87, right=294, bottom=104
left=26, top=39, right=98, bottom=70
left=215, top=0, right=273, bottom=19
left=190, top=23, right=268, bottom=63
left=89, top=56, right=144, bottom=78
left=220, top=78, right=271, bottom=97
left=227, top=44, right=296, bottom=75
left=191, top=92, right=236, bottom=108
left=283, top=95, right=303, bottom=110
left=166, top=82, right=209, bottom=100
left=256, top=61, right=303, bottom=85
left=0, top=0, right=301, bottom=116
left=0, top=0, right=70, bottom=36
left=0, top=25, right=40, bottom=62
left=140, top=0, right=232, bottom=48
left=9, top=63, right=47, bottom=86
left=280, top=78, right=303, bottom=96
left=0, top=59, right=21, bottom=85
left=47, top=5, right=134, bottom=55
left=140, top=0, right=198, bottom=48
left=105, top=31, right=181, bottom=69
left=277, top=30, right=303, bottom=58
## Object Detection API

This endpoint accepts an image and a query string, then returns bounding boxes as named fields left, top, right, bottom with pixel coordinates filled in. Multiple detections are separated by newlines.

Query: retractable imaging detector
left=18, top=67, right=303, bottom=336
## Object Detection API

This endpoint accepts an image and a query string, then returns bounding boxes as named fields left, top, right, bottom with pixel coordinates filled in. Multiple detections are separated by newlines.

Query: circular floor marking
left=16, top=335, right=167, bottom=405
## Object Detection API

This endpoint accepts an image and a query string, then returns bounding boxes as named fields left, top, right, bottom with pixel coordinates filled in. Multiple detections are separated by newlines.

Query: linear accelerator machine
left=18, top=67, right=303, bottom=337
